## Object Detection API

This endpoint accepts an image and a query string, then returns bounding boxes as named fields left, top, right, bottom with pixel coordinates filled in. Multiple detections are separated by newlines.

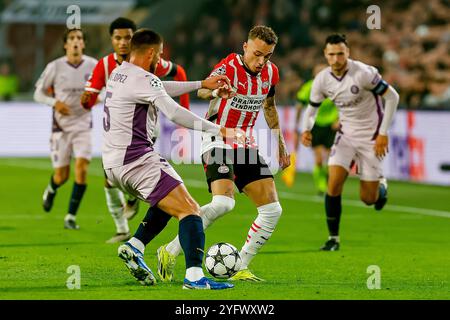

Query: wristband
left=211, top=89, right=219, bottom=98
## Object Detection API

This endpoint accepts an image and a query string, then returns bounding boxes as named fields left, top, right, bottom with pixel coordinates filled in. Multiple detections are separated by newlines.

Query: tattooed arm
left=262, top=96, right=290, bottom=169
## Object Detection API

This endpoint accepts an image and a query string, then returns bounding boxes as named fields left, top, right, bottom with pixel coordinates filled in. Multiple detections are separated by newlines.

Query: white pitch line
left=278, top=191, right=450, bottom=218
left=2, top=161, right=449, bottom=219
left=185, top=180, right=450, bottom=219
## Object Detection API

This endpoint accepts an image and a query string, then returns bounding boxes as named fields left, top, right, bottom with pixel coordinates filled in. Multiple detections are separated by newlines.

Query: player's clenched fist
left=301, top=130, right=312, bottom=147
left=279, top=151, right=291, bottom=170
left=80, top=91, right=93, bottom=109
left=201, top=75, right=232, bottom=91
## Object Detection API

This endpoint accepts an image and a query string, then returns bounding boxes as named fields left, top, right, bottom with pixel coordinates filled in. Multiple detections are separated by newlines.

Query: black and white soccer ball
left=205, top=242, right=242, bottom=279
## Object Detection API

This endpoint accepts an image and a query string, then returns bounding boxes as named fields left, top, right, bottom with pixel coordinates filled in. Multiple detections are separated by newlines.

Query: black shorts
left=202, top=147, right=273, bottom=193
left=311, top=124, right=336, bottom=148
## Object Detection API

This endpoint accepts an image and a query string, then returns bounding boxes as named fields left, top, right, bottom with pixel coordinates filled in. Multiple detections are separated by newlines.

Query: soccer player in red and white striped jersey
left=80, top=18, right=190, bottom=244
left=82, top=22, right=189, bottom=110
left=159, top=26, right=290, bottom=282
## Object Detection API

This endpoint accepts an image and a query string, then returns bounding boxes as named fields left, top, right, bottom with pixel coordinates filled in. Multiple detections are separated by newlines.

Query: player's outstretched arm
left=164, top=75, right=234, bottom=99
left=162, top=80, right=202, bottom=98
left=263, top=96, right=290, bottom=169
left=374, top=85, right=400, bottom=159
left=300, top=104, right=318, bottom=147
left=154, top=94, right=245, bottom=144
left=172, top=64, right=190, bottom=109
left=197, top=82, right=236, bottom=100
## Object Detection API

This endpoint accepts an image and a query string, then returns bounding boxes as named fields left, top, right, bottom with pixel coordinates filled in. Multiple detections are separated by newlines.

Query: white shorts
left=328, top=133, right=383, bottom=181
left=104, top=152, right=183, bottom=207
left=50, top=130, right=92, bottom=168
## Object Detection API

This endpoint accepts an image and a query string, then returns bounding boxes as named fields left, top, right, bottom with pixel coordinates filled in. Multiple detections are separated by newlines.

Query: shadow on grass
left=0, top=226, right=16, bottom=231
left=0, top=242, right=94, bottom=248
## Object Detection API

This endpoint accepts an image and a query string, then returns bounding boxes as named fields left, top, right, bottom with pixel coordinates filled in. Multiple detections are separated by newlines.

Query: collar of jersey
left=237, top=54, right=260, bottom=77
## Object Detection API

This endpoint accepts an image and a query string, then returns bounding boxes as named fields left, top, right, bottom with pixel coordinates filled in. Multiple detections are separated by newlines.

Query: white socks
left=185, top=267, right=204, bottom=282
left=64, top=213, right=76, bottom=221
left=128, top=237, right=145, bottom=254
left=329, top=235, right=340, bottom=242
left=104, top=187, right=129, bottom=234
left=165, top=195, right=235, bottom=256
left=240, top=202, right=282, bottom=269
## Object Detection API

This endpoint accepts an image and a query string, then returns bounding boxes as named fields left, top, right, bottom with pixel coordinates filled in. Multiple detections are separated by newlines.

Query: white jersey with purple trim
left=35, top=55, right=97, bottom=132
left=310, top=59, right=388, bottom=141
left=102, top=62, right=169, bottom=169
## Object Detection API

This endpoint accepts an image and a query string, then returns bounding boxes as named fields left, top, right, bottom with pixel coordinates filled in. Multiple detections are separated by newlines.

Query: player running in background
left=34, top=29, right=97, bottom=230
left=81, top=17, right=191, bottom=244
left=282, top=63, right=339, bottom=195
left=158, top=25, right=290, bottom=282
left=301, top=34, right=399, bottom=251
left=105, top=29, right=242, bottom=289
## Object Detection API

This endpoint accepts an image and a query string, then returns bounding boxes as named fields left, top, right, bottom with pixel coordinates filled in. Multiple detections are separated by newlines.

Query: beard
left=149, top=60, right=158, bottom=73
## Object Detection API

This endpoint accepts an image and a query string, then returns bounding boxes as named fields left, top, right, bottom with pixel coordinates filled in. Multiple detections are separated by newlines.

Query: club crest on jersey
left=218, top=164, right=230, bottom=174
left=211, top=65, right=226, bottom=76
left=262, top=81, right=270, bottom=89
left=351, top=85, right=359, bottom=94
left=150, top=78, right=163, bottom=88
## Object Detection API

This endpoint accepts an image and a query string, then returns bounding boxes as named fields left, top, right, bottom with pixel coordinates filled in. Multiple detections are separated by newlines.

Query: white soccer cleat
left=374, top=178, right=388, bottom=211
left=106, top=232, right=131, bottom=244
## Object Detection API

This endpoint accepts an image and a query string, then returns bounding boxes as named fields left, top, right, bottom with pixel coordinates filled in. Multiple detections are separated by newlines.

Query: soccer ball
left=205, top=242, right=242, bottom=279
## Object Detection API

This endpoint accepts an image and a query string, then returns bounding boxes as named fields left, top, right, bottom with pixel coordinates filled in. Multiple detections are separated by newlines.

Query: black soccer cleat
left=320, top=239, right=340, bottom=251
left=42, top=188, right=56, bottom=212
left=374, top=178, right=388, bottom=211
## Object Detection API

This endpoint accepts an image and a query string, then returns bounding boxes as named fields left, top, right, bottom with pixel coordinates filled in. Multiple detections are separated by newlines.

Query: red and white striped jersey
left=201, top=53, right=279, bottom=153
left=84, top=52, right=190, bottom=109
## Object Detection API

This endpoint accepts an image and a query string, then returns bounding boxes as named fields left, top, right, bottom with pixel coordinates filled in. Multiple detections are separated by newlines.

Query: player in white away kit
left=301, top=34, right=399, bottom=251
left=158, top=26, right=290, bottom=282
left=34, top=29, right=97, bottom=230
left=106, top=29, right=244, bottom=289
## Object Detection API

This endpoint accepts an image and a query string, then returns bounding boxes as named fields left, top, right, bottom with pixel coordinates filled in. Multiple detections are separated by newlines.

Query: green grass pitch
left=0, top=157, right=449, bottom=300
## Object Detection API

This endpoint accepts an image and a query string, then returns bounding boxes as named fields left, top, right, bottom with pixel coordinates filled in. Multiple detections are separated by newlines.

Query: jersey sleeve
left=209, top=57, right=235, bottom=84
left=82, top=59, right=105, bottom=109
left=270, top=63, right=280, bottom=86
left=85, top=59, right=106, bottom=93
left=155, top=58, right=173, bottom=77
left=155, top=58, right=190, bottom=110
left=137, top=74, right=171, bottom=105
left=35, top=62, right=56, bottom=90
left=309, top=75, right=325, bottom=107
left=359, top=65, right=389, bottom=95
left=172, top=64, right=190, bottom=110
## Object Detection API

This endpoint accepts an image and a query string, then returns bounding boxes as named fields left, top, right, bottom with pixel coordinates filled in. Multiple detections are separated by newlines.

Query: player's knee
left=53, top=171, right=69, bottom=185
left=257, top=201, right=283, bottom=224
left=208, top=195, right=235, bottom=219
left=360, top=193, right=377, bottom=205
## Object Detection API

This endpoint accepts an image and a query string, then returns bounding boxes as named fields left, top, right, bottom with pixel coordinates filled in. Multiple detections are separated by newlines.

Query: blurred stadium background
left=1, top=0, right=449, bottom=108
